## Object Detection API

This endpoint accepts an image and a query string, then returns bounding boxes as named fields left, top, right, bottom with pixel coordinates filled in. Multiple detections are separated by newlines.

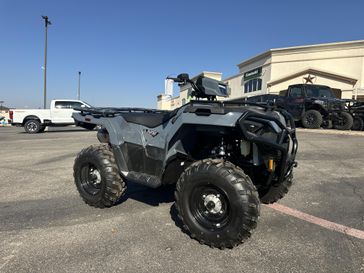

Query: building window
left=182, top=98, right=186, bottom=105
left=244, top=78, right=262, bottom=93
left=55, top=101, right=84, bottom=109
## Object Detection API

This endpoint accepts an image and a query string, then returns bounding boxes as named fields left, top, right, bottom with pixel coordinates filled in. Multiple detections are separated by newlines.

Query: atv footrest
left=126, top=172, right=162, bottom=188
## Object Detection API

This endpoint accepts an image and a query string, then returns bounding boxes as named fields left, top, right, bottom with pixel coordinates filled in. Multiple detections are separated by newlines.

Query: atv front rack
left=74, top=106, right=171, bottom=117
left=188, top=100, right=276, bottom=110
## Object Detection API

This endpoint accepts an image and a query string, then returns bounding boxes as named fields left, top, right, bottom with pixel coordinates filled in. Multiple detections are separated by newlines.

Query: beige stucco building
left=157, top=40, right=364, bottom=110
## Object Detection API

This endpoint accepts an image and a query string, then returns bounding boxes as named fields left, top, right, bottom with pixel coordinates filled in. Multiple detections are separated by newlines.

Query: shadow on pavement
left=118, top=182, right=175, bottom=206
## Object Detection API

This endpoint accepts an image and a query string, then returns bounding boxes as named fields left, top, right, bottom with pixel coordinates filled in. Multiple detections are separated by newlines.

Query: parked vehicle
left=9, top=99, right=94, bottom=133
left=243, top=84, right=353, bottom=130
left=72, top=73, right=298, bottom=248
left=347, top=100, right=364, bottom=130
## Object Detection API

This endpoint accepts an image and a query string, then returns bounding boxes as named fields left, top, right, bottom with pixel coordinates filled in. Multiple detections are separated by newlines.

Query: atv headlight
left=241, top=120, right=264, bottom=134
left=240, top=118, right=281, bottom=142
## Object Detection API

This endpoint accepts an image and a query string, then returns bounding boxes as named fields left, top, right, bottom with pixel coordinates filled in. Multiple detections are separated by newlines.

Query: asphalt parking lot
left=0, top=127, right=363, bottom=273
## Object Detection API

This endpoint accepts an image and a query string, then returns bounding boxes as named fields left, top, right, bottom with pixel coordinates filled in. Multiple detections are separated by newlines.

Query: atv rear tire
left=352, top=116, right=364, bottom=131
left=24, top=119, right=42, bottom=134
left=334, top=112, right=353, bottom=130
left=73, top=144, right=126, bottom=208
left=301, top=110, right=322, bottom=129
left=259, top=172, right=293, bottom=204
left=175, top=159, right=260, bottom=249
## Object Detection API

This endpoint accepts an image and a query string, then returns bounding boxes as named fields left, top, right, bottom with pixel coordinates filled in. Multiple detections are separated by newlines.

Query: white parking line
left=267, top=203, right=364, bottom=240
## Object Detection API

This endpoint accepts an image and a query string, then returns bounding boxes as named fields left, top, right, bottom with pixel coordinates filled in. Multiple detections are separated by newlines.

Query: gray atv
left=72, top=73, right=298, bottom=248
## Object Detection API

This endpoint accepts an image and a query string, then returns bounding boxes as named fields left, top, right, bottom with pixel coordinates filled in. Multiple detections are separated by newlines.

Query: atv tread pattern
left=260, top=172, right=293, bottom=204
left=175, top=159, right=260, bottom=249
left=73, top=144, right=126, bottom=208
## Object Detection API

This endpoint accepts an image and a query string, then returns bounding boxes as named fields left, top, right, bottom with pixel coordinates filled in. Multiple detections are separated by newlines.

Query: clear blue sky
left=1, top=0, right=363, bottom=108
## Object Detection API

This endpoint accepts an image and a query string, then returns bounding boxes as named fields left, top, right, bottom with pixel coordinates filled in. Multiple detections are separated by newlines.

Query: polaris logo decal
left=145, top=129, right=159, bottom=137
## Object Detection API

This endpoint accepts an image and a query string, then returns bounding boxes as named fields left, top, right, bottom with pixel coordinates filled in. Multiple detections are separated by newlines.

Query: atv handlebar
left=166, top=76, right=182, bottom=82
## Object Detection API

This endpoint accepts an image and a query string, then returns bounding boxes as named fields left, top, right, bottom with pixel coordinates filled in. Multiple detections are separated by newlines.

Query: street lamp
left=77, top=71, right=81, bottom=100
left=42, top=15, right=51, bottom=109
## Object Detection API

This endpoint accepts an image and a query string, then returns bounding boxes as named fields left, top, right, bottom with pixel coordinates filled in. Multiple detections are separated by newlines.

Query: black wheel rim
left=305, top=113, right=316, bottom=126
left=80, top=163, right=102, bottom=195
left=26, top=121, right=38, bottom=132
left=189, top=185, right=230, bottom=231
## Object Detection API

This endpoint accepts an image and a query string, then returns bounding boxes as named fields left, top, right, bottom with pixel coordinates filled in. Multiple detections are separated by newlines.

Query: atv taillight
left=9, top=110, right=13, bottom=120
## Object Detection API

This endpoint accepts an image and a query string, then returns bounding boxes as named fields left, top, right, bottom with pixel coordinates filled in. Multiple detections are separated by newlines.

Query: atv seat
left=120, top=111, right=177, bottom=128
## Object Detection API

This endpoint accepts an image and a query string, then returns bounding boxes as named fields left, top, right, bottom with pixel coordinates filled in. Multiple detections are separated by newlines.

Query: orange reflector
left=268, top=159, right=274, bottom=172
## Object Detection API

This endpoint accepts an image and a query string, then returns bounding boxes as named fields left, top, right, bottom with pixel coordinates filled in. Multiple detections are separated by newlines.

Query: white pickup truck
left=9, top=99, right=94, bottom=133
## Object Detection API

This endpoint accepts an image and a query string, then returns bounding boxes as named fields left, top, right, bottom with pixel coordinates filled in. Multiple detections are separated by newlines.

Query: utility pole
left=42, top=16, right=51, bottom=109
left=77, top=71, right=81, bottom=100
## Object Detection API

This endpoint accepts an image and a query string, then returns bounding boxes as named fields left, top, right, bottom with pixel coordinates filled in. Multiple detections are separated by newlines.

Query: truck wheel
left=352, top=117, right=364, bottom=131
left=73, top=144, right=126, bottom=208
left=24, top=119, right=41, bottom=134
left=334, top=112, right=353, bottom=130
left=259, top=172, right=293, bottom=204
left=175, top=159, right=260, bottom=249
left=301, top=110, right=322, bottom=129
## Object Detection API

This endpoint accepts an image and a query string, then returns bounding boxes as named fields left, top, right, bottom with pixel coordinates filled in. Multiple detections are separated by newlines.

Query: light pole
left=42, top=16, right=51, bottom=109
left=77, top=71, right=81, bottom=100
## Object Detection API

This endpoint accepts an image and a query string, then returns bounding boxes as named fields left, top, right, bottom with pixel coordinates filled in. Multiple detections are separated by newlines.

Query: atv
left=72, top=73, right=298, bottom=248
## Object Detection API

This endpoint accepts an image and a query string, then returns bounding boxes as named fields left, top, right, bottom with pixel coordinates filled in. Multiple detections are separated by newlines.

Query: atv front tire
left=175, top=159, right=260, bottom=249
left=301, top=110, right=323, bottom=129
left=83, top=123, right=96, bottom=131
left=259, top=172, right=293, bottom=204
left=334, top=112, right=353, bottom=130
left=73, top=144, right=126, bottom=208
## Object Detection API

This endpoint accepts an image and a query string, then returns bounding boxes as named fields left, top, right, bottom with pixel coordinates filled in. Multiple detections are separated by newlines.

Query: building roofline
left=237, top=39, right=364, bottom=68
left=191, top=71, right=222, bottom=80
left=223, top=72, right=244, bottom=82
left=237, top=51, right=272, bottom=69
left=267, top=67, right=358, bottom=87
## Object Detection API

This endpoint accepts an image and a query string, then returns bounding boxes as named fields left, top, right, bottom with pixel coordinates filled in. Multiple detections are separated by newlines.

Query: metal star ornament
left=303, top=74, right=316, bottom=84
